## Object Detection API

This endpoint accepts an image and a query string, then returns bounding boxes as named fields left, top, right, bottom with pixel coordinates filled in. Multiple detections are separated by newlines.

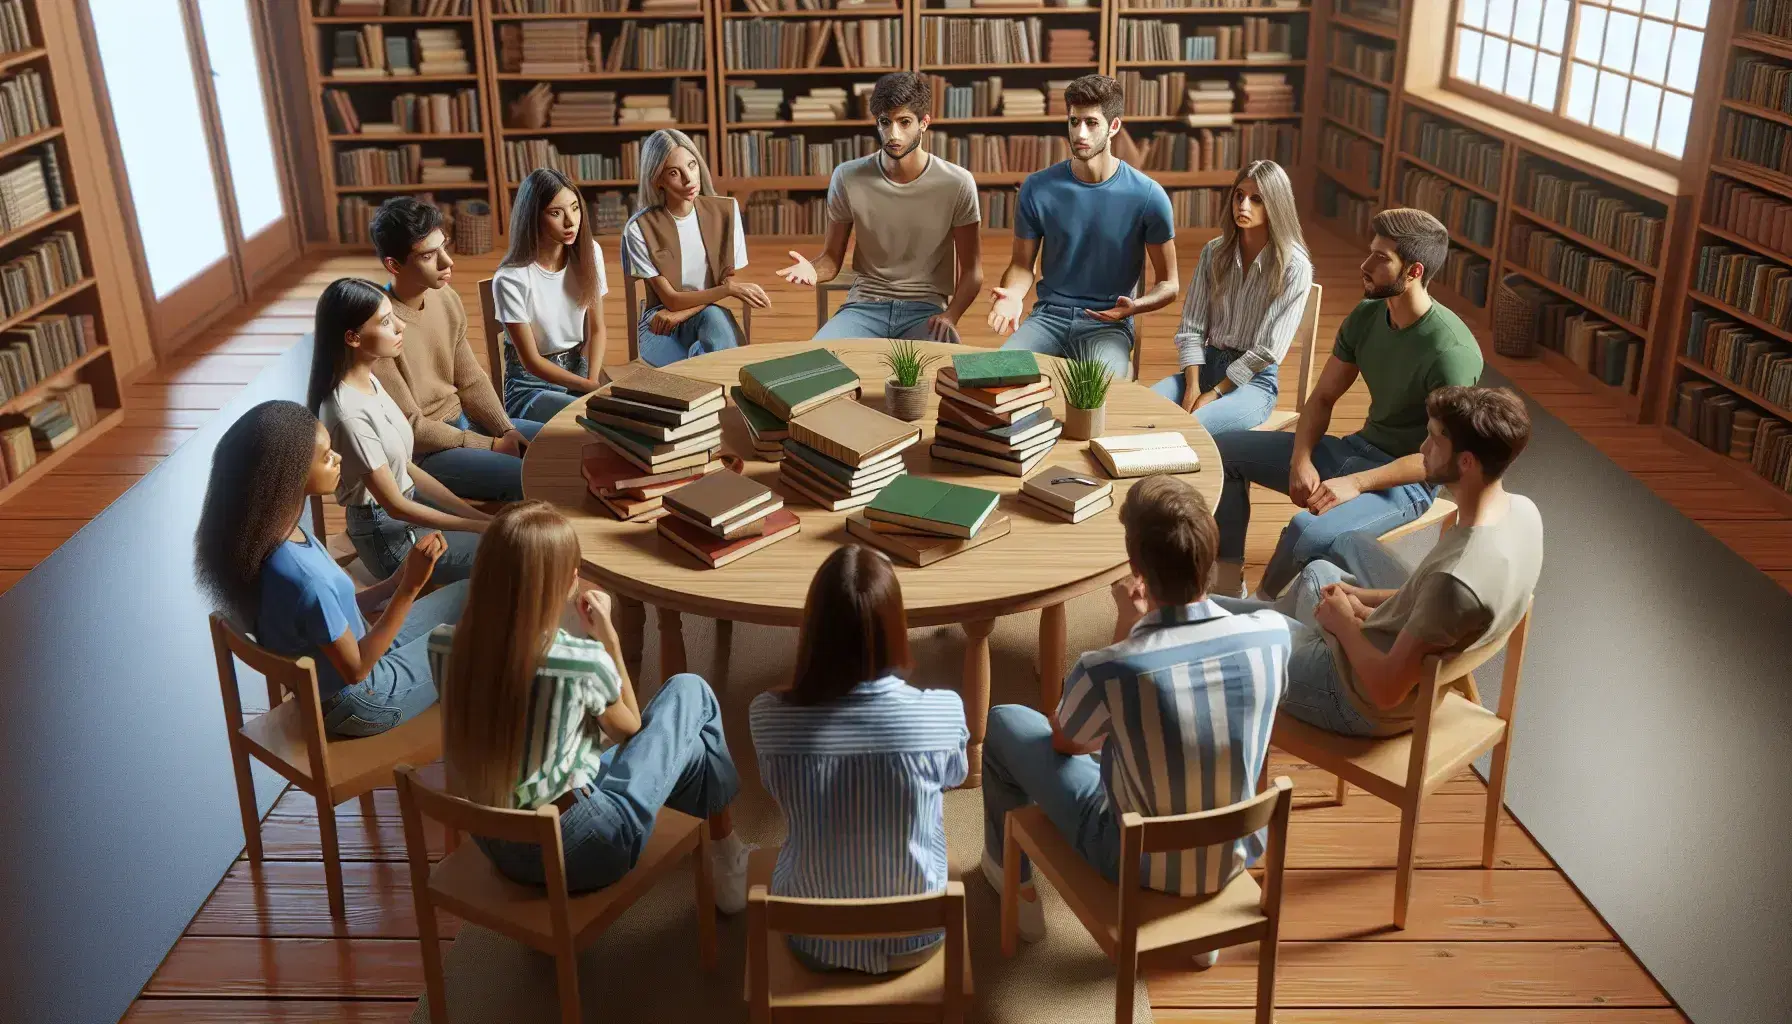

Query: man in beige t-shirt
left=776, top=72, right=983, bottom=343
left=1214, top=386, right=1543, bottom=737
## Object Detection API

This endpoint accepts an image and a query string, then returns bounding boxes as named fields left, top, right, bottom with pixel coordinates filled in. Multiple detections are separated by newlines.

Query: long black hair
left=194, top=400, right=321, bottom=629
left=307, top=277, right=388, bottom=413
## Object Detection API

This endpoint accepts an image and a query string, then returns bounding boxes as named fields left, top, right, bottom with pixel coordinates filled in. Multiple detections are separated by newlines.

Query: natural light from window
left=1452, top=0, right=1709, bottom=159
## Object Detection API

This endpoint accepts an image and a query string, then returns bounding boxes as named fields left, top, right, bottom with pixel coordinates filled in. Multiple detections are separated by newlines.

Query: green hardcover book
left=864, top=474, right=1000, bottom=539
left=730, top=385, right=788, bottom=441
left=738, top=348, right=861, bottom=421
left=951, top=350, right=1042, bottom=388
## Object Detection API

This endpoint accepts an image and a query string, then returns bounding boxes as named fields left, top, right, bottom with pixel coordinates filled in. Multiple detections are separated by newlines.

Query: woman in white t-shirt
left=307, top=277, right=490, bottom=583
left=621, top=129, right=768, bottom=367
left=493, top=168, right=609, bottom=422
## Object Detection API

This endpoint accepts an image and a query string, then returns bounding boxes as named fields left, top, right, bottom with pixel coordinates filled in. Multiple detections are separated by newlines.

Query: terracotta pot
left=886, top=380, right=929, bottom=422
left=1063, top=403, right=1106, bottom=441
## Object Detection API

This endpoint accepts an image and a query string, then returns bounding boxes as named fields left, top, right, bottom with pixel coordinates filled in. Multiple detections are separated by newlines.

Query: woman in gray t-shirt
left=308, top=277, right=489, bottom=583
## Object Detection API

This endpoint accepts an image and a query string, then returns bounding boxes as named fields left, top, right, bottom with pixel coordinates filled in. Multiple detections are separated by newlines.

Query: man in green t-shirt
left=1211, top=208, right=1483, bottom=599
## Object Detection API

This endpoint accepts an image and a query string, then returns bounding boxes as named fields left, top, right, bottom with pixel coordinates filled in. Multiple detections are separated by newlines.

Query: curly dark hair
left=1425, top=386, right=1531, bottom=480
left=869, top=71, right=932, bottom=120
left=307, top=277, right=388, bottom=414
left=1064, top=74, right=1125, bottom=123
left=194, top=400, right=321, bottom=629
left=370, top=196, right=444, bottom=266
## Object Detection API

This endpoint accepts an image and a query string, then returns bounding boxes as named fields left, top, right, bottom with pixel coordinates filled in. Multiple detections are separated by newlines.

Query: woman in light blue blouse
left=749, top=544, right=968, bottom=975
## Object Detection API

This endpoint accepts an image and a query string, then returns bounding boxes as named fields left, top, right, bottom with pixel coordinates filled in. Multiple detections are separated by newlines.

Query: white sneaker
left=1190, top=949, right=1218, bottom=970
left=710, top=835, right=755, bottom=915
left=980, top=849, right=1045, bottom=942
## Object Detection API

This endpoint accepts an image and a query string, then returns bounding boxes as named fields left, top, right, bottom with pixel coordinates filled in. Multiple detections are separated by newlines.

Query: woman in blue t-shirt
left=195, top=400, right=468, bottom=737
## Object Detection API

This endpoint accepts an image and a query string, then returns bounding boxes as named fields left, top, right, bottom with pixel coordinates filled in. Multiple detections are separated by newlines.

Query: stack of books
left=1001, top=88, right=1046, bottom=118
left=415, top=28, right=471, bottom=75
left=738, top=348, right=861, bottom=422
left=1089, top=432, right=1201, bottom=478
left=1186, top=80, right=1235, bottom=126
left=732, top=86, right=785, bottom=122
left=581, top=444, right=724, bottom=522
left=23, top=396, right=74, bottom=451
left=1019, top=463, right=1114, bottom=523
left=931, top=351, right=1060, bottom=476
left=577, top=366, right=727, bottom=516
left=791, top=87, right=849, bottom=121
left=551, top=91, right=617, bottom=128
left=1045, top=28, right=1094, bottom=64
left=0, top=419, right=33, bottom=481
left=657, top=469, right=800, bottom=568
left=619, top=94, right=676, bottom=124
left=1239, top=72, right=1295, bottom=116
left=846, top=475, right=1009, bottom=567
left=732, top=386, right=788, bottom=461
left=779, top=398, right=921, bottom=512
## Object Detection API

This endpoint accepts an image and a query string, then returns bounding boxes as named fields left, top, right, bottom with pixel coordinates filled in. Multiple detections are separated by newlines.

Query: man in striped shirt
left=981, top=475, right=1290, bottom=953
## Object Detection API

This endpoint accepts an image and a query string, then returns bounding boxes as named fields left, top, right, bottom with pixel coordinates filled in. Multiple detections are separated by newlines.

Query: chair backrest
left=747, top=882, right=966, bottom=1012
left=1123, top=775, right=1294, bottom=856
left=1404, top=602, right=1534, bottom=789
left=209, top=612, right=330, bottom=781
left=1289, top=282, right=1324, bottom=413
left=308, top=493, right=329, bottom=544
left=1130, top=270, right=1147, bottom=381
left=621, top=272, right=643, bottom=363
left=477, top=277, right=504, bottom=392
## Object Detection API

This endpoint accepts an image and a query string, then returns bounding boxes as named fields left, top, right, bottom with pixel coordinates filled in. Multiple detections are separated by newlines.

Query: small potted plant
left=1057, top=356, right=1113, bottom=441
left=880, top=339, right=940, bottom=422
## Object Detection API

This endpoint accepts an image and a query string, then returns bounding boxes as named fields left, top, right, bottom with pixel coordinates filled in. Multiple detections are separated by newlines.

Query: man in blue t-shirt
left=987, top=74, right=1179, bottom=380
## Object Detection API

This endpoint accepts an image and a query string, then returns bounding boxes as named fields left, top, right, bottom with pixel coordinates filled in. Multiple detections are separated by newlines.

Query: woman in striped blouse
left=749, top=545, right=969, bottom=975
left=431, top=501, right=753, bottom=908
left=1151, top=160, right=1314, bottom=434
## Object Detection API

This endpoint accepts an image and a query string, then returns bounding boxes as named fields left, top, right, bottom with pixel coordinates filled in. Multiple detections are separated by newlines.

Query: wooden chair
left=477, top=277, right=505, bottom=394
left=395, top=765, right=718, bottom=1024
left=1379, top=494, right=1460, bottom=544
left=1254, top=282, right=1325, bottom=432
left=623, top=271, right=754, bottom=365
left=211, top=614, right=443, bottom=919
left=815, top=269, right=860, bottom=332
left=745, top=847, right=970, bottom=1023
left=308, top=492, right=360, bottom=568
left=1268, top=602, right=1533, bottom=928
left=1001, top=778, right=1295, bottom=1024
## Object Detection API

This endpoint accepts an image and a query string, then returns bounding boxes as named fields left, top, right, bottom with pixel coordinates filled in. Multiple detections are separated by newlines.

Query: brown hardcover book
left=605, top=364, right=724, bottom=411
left=658, top=507, right=800, bottom=568
left=667, top=494, right=783, bottom=540
left=844, top=512, right=1012, bottom=567
left=591, top=430, right=720, bottom=474
left=930, top=441, right=1054, bottom=477
left=778, top=463, right=886, bottom=511
left=936, top=420, right=1063, bottom=456
left=586, top=409, right=723, bottom=443
left=661, top=470, right=776, bottom=527
left=1021, top=462, right=1114, bottom=513
left=934, top=384, right=1048, bottom=421
left=937, top=366, right=1052, bottom=408
left=582, top=443, right=722, bottom=494
left=587, top=388, right=724, bottom=427
left=936, top=393, right=1046, bottom=429
left=597, top=491, right=668, bottom=522
left=1018, top=490, right=1113, bottom=523
left=788, top=399, right=922, bottom=468
left=781, top=449, right=905, bottom=498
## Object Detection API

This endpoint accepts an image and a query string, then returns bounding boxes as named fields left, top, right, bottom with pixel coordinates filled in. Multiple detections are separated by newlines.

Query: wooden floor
left=25, top=226, right=1705, bottom=1021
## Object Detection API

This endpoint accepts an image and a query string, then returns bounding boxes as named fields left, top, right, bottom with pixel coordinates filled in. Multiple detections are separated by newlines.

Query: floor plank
left=188, top=861, right=458, bottom=940
left=122, top=1000, right=415, bottom=1024
left=143, top=937, right=448, bottom=999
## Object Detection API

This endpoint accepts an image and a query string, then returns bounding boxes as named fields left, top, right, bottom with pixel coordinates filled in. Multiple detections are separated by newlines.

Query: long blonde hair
left=1208, top=160, right=1305, bottom=302
left=442, top=501, right=582, bottom=808
left=500, top=168, right=601, bottom=312
left=636, top=129, right=717, bottom=211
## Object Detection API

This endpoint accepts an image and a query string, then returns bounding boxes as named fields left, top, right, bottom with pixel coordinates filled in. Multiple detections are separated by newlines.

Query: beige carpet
left=411, top=588, right=1162, bottom=1023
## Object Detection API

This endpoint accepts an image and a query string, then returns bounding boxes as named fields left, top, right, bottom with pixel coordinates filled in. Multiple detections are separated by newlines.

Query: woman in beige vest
left=621, top=129, right=770, bottom=367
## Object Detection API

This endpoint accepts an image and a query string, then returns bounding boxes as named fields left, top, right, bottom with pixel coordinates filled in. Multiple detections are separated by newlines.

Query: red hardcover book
left=656, top=507, right=801, bottom=568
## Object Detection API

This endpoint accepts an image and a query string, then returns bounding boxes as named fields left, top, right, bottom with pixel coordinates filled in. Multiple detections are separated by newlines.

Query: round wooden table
left=522, top=339, right=1221, bottom=784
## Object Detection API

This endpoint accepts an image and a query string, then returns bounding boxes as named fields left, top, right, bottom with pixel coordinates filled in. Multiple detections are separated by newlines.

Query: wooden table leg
left=961, top=618, right=995, bottom=789
left=657, top=605, right=687, bottom=682
left=615, top=595, right=646, bottom=676
left=1038, top=602, right=1067, bottom=714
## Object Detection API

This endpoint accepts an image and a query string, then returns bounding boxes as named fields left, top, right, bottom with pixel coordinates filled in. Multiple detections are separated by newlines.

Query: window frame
left=1442, top=0, right=1711, bottom=173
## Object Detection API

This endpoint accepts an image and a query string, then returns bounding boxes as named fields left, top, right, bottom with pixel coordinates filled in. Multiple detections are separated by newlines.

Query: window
left=1450, top=0, right=1709, bottom=160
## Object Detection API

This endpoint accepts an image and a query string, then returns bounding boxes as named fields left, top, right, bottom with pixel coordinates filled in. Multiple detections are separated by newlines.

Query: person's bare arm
left=1308, top=453, right=1428, bottom=515
left=363, top=464, right=489, bottom=533
left=987, top=235, right=1042, bottom=336
left=320, top=536, right=443, bottom=684
left=1288, top=356, right=1360, bottom=507
left=927, top=223, right=984, bottom=343
left=505, top=320, right=599, bottom=391
left=1089, top=240, right=1179, bottom=322
left=1317, top=590, right=1448, bottom=710
left=575, top=590, right=643, bottom=741
left=777, top=220, right=852, bottom=287
left=584, top=300, right=607, bottom=385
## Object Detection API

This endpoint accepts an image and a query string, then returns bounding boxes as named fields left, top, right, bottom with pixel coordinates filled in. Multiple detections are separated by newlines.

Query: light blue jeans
left=343, top=490, right=482, bottom=585
left=981, top=704, right=1121, bottom=886
left=1000, top=303, right=1135, bottom=380
left=1151, top=349, right=1281, bottom=434
left=479, top=673, right=742, bottom=893
left=1214, top=429, right=1435, bottom=597
left=503, top=339, right=587, bottom=422
left=813, top=299, right=947, bottom=341
left=637, top=304, right=743, bottom=367
left=1213, top=531, right=1414, bottom=737
left=320, top=580, right=468, bottom=739
left=414, top=411, right=543, bottom=503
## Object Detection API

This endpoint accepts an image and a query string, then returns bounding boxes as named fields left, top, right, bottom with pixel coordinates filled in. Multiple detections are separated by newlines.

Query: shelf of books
left=1390, top=103, right=1506, bottom=322
left=1311, top=0, right=1401, bottom=240
left=1667, top=2, right=1792, bottom=513
left=0, top=0, right=122, bottom=506
left=487, top=0, right=712, bottom=238
left=716, top=0, right=900, bottom=236
left=303, top=0, right=498, bottom=253
left=1108, top=0, right=1305, bottom=230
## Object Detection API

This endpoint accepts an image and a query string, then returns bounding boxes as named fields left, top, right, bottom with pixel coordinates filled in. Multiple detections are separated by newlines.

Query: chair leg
left=228, top=737, right=263, bottom=863
left=1000, top=822, right=1021, bottom=958
left=693, top=822, right=718, bottom=970
left=1483, top=735, right=1513, bottom=869
left=1254, top=933, right=1279, bottom=1024
left=416, top=892, right=449, bottom=1024
left=1114, top=945, right=1137, bottom=1024
left=1393, top=800, right=1420, bottom=929
left=554, top=942, right=583, bottom=1024
left=317, top=795, right=347, bottom=921
left=1335, top=775, right=1349, bottom=805
left=358, top=791, right=377, bottom=818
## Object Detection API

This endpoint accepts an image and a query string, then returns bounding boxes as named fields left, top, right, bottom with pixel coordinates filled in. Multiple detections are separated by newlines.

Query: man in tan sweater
left=370, top=198, right=539, bottom=502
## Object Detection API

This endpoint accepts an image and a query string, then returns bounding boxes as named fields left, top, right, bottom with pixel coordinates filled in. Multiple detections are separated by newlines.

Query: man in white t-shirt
left=776, top=72, right=983, bottom=343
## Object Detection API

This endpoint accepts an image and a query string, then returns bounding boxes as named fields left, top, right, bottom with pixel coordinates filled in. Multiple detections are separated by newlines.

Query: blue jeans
left=343, top=492, right=481, bottom=584
left=1214, top=429, right=1436, bottom=597
left=1214, top=532, right=1414, bottom=737
left=320, top=580, right=468, bottom=739
left=413, top=412, right=543, bottom=503
left=1151, top=349, right=1280, bottom=435
left=503, top=338, right=588, bottom=422
left=480, top=673, right=742, bottom=893
left=637, top=304, right=743, bottom=367
left=1001, top=303, right=1135, bottom=380
left=981, top=705, right=1121, bottom=886
left=813, top=300, right=947, bottom=342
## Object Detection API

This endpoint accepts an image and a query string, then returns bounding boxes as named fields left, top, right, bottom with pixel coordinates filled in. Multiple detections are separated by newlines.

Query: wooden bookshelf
left=1389, top=103, right=1507, bottom=322
left=0, top=1, right=122, bottom=506
left=1310, top=0, right=1404, bottom=239
left=299, top=1, right=499, bottom=251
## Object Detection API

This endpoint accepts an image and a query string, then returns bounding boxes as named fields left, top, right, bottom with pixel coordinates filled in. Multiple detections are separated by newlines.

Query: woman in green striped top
left=430, top=501, right=753, bottom=908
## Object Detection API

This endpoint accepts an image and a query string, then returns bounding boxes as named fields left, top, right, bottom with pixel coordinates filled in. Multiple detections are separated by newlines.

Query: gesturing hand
left=1088, top=295, right=1138, bottom=323
left=986, top=286, right=1024, bottom=336
left=725, top=279, right=772, bottom=309
left=396, top=533, right=446, bottom=596
left=926, top=315, right=961, bottom=344
left=777, top=251, right=817, bottom=287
